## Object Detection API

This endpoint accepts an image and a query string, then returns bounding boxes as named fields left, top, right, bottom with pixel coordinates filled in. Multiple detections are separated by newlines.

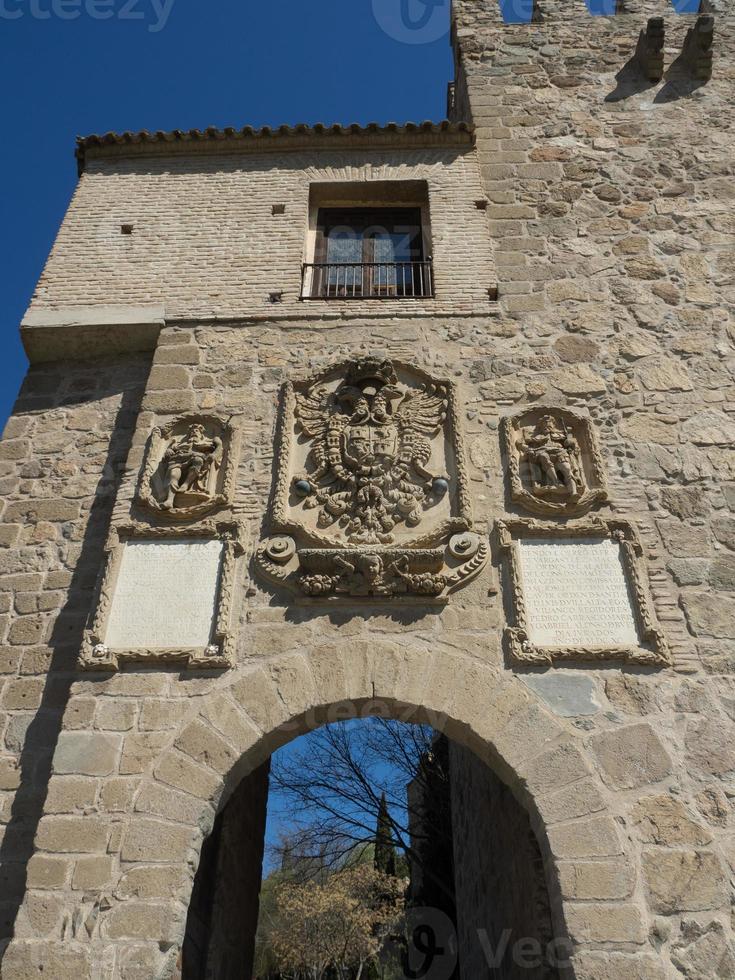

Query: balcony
left=301, top=260, right=434, bottom=300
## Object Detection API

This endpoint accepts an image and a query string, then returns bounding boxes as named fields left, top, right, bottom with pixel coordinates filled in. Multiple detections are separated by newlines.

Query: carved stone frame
left=500, top=407, right=608, bottom=517
left=269, top=360, right=474, bottom=549
left=136, top=413, right=239, bottom=521
left=497, top=517, right=670, bottom=668
left=80, top=521, right=245, bottom=671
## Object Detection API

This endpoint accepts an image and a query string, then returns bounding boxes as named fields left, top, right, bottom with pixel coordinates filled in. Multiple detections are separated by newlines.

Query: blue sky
left=0, top=0, right=700, bottom=429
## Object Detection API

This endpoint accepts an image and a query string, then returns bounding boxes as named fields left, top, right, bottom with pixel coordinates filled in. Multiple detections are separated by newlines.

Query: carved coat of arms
left=256, top=356, right=487, bottom=600
left=293, top=357, right=449, bottom=544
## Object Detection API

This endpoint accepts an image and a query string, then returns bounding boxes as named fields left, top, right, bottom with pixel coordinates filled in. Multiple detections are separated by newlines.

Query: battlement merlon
left=451, top=0, right=729, bottom=32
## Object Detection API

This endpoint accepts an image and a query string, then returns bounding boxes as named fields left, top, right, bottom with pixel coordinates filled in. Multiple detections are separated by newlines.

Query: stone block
left=26, top=855, right=70, bottom=889
left=104, top=902, right=178, bottom=941
left=99, top=777, right=137, bottom=813
left=36, top=816, right=109, bottom=853
left=121, top=819, right=194, bottom=864
left=44, top=776, right=97, bottom=813
left=174, top=719, right=239, bottom=776
left=536, top=778, right=608, bottom=825
left=153, top=749, right=221, bottom=801
left=558, top=860, right=635, bottom=901
left=119, top=732, right=168, bottom=775
left=573, top=951, right=667, bottom=980
left=52, top=732, right=120, bottom=777
left=642, top=848, right=729, bottom=914
left=547, top=815, right=623, bottom=859
left=135, top=781, right=208, bottom=827
left=566, top=903, right=646, bottom=945
left=591, top=724, right=673, bottom=791
left=0, top=678, right=44, bottom=711
left=685, top=717, right=735, bottom=776
left=682, top=593, right=735, bottom=639
left=115, top=864, right=188, bottom=901
left=0, top=940, right=91, bottom=978
left=72, top=855, right=113, bottom=890
left=522, top=673, right=600, bottom=718
left=631, top=794, right=712, bottom=846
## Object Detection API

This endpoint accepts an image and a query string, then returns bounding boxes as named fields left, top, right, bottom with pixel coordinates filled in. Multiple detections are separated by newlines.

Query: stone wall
left=0, top=2, right=734, bottom=977
left=182, top=761, right=269, bottom=979
left=449, top=740, right=557, bottom=980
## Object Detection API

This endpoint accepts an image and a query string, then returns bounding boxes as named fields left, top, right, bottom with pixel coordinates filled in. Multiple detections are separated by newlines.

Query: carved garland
left=80, top=521, right=245, bottom=671
left=497, top=517, right=670, bottom=668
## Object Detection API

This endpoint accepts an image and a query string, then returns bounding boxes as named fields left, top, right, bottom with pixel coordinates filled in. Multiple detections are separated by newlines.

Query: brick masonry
left=0, top=1, right=734, bottom=978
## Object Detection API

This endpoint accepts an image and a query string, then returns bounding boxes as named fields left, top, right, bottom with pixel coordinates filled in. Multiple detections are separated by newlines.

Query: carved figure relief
left=501, top=408, right=608, bottom=516
left=137, top=415, right=237, bottom=519
left=256, top=356, right=487, bottom=601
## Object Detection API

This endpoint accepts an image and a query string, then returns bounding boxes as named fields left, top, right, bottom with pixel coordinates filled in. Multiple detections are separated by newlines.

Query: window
left=302, top=184, right=434, bottom=299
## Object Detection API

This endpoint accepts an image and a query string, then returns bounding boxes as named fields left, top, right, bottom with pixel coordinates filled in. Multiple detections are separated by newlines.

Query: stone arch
left=119, top=639, right=636, bottom=977
left=5, top=640, right=641, bottom=978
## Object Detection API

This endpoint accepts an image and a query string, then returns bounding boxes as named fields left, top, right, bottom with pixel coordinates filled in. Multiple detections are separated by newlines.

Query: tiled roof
left=75, top=120, right=474, bottom=173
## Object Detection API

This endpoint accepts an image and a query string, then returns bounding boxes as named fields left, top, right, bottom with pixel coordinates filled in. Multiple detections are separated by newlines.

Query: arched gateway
left=7, top=642, right=637, bottom=978
left=2, top=3, right=734, bottom=978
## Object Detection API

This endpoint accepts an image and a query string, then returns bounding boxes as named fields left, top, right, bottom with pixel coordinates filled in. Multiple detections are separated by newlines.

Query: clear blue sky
left=0, top=0, right=699, bottom=429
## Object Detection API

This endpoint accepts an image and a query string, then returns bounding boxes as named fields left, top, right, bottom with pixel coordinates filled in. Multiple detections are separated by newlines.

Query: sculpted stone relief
left=501, top=407, right=608, bottom=516
left=137, top=414, right=237, bottom=519
left=256, top=356, right=488, bottom=600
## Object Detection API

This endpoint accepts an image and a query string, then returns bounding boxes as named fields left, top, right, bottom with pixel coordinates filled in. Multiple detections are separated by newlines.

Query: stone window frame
left=80, top=520, right=245, bottom=671
left=497, top=517, right=671, bottom=669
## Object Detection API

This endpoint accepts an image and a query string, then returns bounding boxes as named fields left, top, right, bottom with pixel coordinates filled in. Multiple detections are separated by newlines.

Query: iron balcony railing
left=301, top=260, right=434, bottom=300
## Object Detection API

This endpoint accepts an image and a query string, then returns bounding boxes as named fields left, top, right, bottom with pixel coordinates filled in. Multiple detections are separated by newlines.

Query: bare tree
left=268, top=718, right=453, bottom=903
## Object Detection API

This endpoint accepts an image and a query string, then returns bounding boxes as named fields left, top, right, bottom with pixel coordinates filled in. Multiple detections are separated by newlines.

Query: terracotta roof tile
left=75, top=120, right=474, bottom=173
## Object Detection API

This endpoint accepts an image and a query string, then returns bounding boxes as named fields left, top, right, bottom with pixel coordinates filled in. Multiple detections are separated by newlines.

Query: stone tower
left=1, top=1, right=734, bottom=977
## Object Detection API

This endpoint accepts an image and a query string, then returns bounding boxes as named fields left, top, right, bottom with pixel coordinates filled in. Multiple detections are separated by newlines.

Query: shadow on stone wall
left=0, top=358, right=150, bottom=959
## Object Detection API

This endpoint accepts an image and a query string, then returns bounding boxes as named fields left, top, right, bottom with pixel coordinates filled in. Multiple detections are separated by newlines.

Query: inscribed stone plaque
left=518, top=537, right=639, bottom=648
left=105, top=538, right=223, bottom=649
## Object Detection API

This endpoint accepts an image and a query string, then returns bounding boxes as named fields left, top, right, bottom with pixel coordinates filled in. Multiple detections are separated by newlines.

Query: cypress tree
left=374, top=792, right=397, bottom=877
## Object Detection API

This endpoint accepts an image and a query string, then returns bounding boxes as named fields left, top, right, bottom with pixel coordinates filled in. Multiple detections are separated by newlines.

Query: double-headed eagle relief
left=256, top=356, right=487, bottom=601
left=293, top=357, right=450, bottom=545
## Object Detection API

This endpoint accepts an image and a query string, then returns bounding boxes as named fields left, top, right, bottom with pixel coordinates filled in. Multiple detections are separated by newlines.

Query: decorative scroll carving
left=681, top=14, right=714, bottom=82
left=137, top=414, right=238, bottom=520
left=80, top=521, right=245, bottom=670
left=256, top=356, right=486, bottom=601
left=501, top=407, right=608, bottom=517
left=635, top=16, right=665, bottom=83
left=497, top=518, right=670, bottom=668
left=255, top=532, right=488, bottom=602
